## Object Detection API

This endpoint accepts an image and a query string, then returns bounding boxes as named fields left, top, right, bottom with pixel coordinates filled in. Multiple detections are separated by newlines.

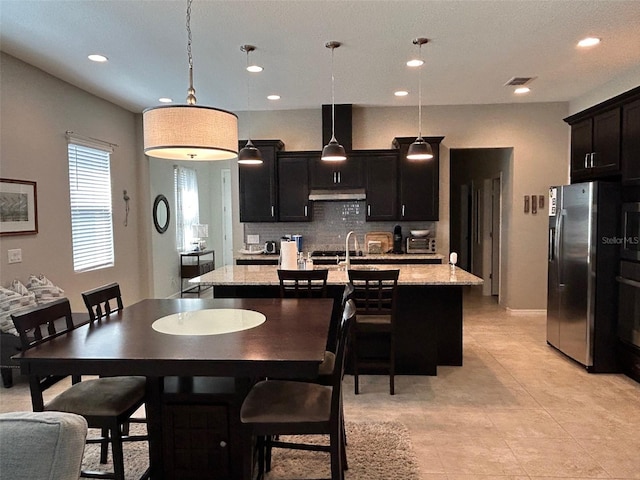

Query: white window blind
left=68, top=142, right=114, bottom=272
left=174, top=166, right=199, bottom=251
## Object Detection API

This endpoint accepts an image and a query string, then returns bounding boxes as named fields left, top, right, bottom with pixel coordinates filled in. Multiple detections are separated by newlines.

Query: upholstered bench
left=0, top=411, right=88, bottom=480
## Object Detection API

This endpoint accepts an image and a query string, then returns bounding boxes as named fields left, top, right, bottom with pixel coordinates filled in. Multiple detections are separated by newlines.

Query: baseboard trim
left=505, top=308, right=546, bottom=316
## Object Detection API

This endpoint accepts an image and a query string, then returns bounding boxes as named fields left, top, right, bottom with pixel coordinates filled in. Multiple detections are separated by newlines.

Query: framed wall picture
left=0, top=178, right=38, bottom=236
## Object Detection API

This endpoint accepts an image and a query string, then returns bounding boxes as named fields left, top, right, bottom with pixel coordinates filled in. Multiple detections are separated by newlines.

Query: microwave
left=621, top=203, right=640, bottom=262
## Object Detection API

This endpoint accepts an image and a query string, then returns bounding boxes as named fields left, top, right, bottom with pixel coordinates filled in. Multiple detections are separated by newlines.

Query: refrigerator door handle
left=557, top=211, right=565, bottom=285
left=549, top=228, right=555, bottom=262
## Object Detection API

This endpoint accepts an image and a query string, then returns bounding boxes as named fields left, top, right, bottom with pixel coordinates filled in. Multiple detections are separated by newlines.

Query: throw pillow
left=0, top=286, right=38, bottom=336
left=8, top=279, right=30, bottom=297
left=26, top=275, right=65, bottom=305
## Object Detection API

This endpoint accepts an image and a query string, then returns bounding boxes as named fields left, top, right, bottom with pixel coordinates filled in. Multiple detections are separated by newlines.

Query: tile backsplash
left=243, top=201, right=436, bottom=253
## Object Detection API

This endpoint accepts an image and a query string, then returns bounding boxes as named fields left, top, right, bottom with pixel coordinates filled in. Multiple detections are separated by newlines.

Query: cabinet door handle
left=367, top=204, right=371, bottom=216
left=304, top=205, right=308, bottom=217
left=333, top=172, right=337, bottom=183
left=271, top=205, right=275, bottom=218
left=219, top=441, right=227, bottom=448
left=402, top=205, right=406, bottom=217
left=337, top=171, right=341, bottom=183
left=584, top=153, right=590, bottom=169
left=590, top=152, right=596, bottom=168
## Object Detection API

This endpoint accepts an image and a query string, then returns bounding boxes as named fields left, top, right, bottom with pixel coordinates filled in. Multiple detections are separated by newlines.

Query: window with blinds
left=174, top=166, right=199, bottom=252
left=68, top=142, right=114, bottom=272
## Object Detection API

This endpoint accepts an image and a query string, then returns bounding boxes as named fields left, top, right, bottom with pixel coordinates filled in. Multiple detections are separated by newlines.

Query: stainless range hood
left=308, top=188, right=366, bottom=201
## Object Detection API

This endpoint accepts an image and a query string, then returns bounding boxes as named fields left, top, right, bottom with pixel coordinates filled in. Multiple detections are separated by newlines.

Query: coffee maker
left=392, top=225, right=403, bottom=253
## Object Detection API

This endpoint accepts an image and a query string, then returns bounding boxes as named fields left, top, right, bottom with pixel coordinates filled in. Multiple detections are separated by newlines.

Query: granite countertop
left=234, top=253, right=446, bottom=262
left=191, top=264, right=483, bottom=287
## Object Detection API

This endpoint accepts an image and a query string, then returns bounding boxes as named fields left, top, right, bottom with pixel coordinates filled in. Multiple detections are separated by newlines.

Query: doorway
left=221, top=169, right=233, bottom=266
left=450, top=148, right=511, bottom=298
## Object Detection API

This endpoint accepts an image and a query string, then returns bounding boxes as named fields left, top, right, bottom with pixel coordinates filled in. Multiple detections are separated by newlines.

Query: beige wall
left=0, top=53, right=148, bottom=311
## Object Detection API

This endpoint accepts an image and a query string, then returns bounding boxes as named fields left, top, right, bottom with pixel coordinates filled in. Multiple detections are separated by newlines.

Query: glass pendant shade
left=321, top=137, right=347, bottom=161
left=238, top=139, right=263, bottom=164
left=143, top=105, right=238, bottom=161
left=406, top=137, right=433, bottom=160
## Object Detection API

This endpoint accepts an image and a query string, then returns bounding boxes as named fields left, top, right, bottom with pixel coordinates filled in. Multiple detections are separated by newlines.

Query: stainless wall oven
left=617, top=261, right=640, bottom=350
left=621, top=203, right=640, bottom=261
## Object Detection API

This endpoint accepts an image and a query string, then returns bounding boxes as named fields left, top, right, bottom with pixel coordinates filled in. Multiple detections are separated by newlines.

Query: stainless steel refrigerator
left=547, top=181, right=621, bottom=372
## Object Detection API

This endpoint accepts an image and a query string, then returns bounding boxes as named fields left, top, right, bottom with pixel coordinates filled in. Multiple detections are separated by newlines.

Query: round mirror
left=153, top=194, right=170, bottom=234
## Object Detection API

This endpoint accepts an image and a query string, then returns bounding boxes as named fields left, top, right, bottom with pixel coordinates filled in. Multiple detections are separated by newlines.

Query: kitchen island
left=191, top=264, right=483, bottom=375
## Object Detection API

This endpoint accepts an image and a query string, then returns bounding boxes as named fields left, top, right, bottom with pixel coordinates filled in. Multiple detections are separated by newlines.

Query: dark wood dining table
left=15, top=297, right=335, bottom=480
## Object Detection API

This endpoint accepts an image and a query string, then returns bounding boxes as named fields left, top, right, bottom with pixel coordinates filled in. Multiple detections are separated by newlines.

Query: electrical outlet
left=8, top=248, right=22, bottom=264
left=247, top=234, right=259, bottom=244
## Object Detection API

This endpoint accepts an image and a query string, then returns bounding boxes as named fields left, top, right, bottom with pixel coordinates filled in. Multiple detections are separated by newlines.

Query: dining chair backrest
left=277, top=269, right=328, bottom=298
left=10, top=298, right=76, bottom=411
left=341, top=282, right=355, bottom=307
left=347, top=269, right=399, bottom=318
left=81, top=282, right=124, bottom=322
left=330, top=299, right=356, bottom=394
left=11, top=298, right=75, bottom=351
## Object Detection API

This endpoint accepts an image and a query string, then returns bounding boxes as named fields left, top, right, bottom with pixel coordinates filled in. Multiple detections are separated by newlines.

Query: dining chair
left=11, top=298, right=150, bottom=480
left=347, top=269, right=399, bottom=395
left=277, top=268, right=328, bottom=298
left=81, top=282, right=147, bottom=451
left=240, top=298, right=355, bottom=480
left=81, top=282, right=124, bottom=322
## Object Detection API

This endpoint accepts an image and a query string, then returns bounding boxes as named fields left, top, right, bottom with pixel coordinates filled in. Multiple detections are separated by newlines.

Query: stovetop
left=311, top=250, right=363, bottom=257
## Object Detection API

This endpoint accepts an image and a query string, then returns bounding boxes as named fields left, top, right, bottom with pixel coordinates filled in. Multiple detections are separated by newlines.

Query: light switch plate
left=8, top=248, right=22, bottom=264
left=247, top=234, right=259, bottom=244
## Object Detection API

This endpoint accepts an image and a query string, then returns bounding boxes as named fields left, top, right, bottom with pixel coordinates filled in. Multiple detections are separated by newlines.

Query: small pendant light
left=407, top=38, right=433, bottom=161
left=238, top=45, right=263, bottom=165
left=321, top=41, right=346, bottom=162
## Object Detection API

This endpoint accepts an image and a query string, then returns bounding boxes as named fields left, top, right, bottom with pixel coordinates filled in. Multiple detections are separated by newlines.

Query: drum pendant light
left=321, top=41, right=346, bottom=162
left=238, top=45, right=263, bottom=165
left=407, top=38, right=433, bottom=161
left=142, top=0, right=238, bottom=161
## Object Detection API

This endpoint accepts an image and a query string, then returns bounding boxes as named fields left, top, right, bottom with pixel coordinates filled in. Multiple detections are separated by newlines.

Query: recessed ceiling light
left=406, top=59, right=424, bottom=68
left=514, top=87, right=530, bottom=94
left=394, top=90, right=409, bottom=97
left=158, top=98, right=173, bottom=103
left=267, top=94, right=280, bottom=101
left=577, top=37, right=601, bottom=48
left=88, top=54, right=108, bottom=63
left=247, top=65, right=263, bottom=73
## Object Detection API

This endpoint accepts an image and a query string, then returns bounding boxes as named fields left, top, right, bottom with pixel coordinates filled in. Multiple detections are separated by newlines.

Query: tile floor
left=2, top=285, right=639, bottom=479
left=343, top=286, right=640, bottom=479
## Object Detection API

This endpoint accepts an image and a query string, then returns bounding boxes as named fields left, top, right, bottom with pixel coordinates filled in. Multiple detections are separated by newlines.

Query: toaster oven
left=406, top=236, right=436, bottom=254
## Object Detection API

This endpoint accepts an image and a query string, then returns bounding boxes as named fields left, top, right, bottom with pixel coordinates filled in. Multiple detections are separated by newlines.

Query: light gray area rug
left=82, top=421, right=420, bottom=480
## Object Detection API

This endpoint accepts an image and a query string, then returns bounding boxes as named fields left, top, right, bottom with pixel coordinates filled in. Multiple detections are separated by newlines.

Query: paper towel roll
left=280, top=241, right=298, bottom=270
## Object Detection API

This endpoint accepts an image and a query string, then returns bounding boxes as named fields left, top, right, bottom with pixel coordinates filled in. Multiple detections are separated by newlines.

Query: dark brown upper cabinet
left=308, top=156, right=363, bottom=189
left=393, top=136, right=444, bottom=221
left=277, top=152, right=311, bottom=222
left=622, top=98, right=640, bottom=185
left=360, top=150, right=399, bottom=221
left=238, top=140, right=283, bottom=222
left=565, top=86, right=640, bottom=184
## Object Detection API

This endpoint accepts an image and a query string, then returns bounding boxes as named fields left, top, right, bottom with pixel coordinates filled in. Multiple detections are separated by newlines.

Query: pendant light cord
left=417, top=42, right=423, bottom=139
left=331, top=45, right=336, bottom=140
left=186, top=0, right=196, bottom=105
left=246, top=50, right=252, bottom=140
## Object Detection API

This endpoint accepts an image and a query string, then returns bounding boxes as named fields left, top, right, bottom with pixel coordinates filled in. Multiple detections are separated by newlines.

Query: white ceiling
left=2, top=0, right=640, bottom=114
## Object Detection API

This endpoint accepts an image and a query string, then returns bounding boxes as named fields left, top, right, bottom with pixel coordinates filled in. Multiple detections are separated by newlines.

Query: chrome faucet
left=345, top=231, right=360, bottom=269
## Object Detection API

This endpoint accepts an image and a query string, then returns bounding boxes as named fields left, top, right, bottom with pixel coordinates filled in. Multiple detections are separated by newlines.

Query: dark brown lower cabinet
left=161, top=377, right=251, bottom=480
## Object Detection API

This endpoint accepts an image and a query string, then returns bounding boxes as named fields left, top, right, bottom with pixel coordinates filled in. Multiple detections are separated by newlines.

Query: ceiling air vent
left=504, top=77, right=535, bottom=86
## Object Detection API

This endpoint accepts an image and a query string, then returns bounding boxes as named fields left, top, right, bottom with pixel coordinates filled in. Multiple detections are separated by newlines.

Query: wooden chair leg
left=1, top=368, right=13, bottom=388
left=352, top=332, right=360, bottom=395
left=390, top=333, right=395, bottom=395
left=110, top=426, right=125, bottom=480
left=330, top=422, right=344, bottom=480
left=100, top=428, right=109, bottom=464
